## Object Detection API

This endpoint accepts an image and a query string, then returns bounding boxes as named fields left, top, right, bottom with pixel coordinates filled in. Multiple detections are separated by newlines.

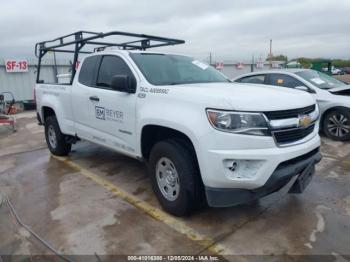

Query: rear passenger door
left=72, top=55, right=100, bottom=138
left=87, top=55, right=138, bottom=155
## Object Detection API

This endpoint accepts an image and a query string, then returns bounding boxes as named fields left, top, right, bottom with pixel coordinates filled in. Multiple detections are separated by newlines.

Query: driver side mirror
left=110, top=75, right=136, bottom=93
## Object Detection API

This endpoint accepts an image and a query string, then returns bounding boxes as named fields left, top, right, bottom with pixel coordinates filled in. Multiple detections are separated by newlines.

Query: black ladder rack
left=35, top=30, right=185, bottom=84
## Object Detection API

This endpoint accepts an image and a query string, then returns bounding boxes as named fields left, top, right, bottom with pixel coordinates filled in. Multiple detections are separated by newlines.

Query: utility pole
left=269, top=39, right=272, bottom=69
left=53, top=51, right=58, bottom=83
left=209, top=52, right=212, bottom=65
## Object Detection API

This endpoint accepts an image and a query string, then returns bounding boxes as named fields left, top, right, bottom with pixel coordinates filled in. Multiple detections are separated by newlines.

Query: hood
left=328, top=85, right=350, bottom=96
left=167, top=82, right=316, bottom=112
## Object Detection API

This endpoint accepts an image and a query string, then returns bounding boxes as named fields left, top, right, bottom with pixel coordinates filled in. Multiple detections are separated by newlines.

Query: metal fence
left=0, top=57, right=284, bottom=102
left=214, top=62, right=285, bottom=79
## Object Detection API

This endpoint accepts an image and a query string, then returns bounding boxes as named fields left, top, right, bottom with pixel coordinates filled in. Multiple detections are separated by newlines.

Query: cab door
left=71, top=55, right=101, bottom=138
left=87, top=55, right=138, bottom=155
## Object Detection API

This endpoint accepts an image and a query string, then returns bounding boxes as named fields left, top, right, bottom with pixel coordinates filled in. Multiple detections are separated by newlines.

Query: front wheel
left=323, top=109, right=350, bottom=141
left=148, top=140, right=204, bottom=216
left=45, top=116, right=71, bottom=156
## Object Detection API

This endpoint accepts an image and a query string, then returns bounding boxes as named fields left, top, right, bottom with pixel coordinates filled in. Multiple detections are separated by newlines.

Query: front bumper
left=205, top=147, right=322, bottom=207
left=197, top=126, right=320, bottom=189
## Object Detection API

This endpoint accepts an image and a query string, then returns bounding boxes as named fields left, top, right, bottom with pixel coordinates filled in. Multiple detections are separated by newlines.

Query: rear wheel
left=45, top=116, right=71, bottom=156
left=148, top=139, right=204, bottom=216
left=323, top=109, right=350, bottom=141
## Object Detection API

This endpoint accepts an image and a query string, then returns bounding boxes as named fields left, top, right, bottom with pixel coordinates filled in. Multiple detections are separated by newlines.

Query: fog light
left=224, top=159, right=264, bottom=180
left=228, top=161, right=238, bottom=172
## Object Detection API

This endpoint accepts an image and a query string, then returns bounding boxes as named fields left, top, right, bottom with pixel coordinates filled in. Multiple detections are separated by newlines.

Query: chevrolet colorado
left=35, top=31, right=322, bottom=216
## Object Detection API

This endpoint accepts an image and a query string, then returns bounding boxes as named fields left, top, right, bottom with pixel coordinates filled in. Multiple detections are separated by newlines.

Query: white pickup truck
left=35, top=31, right=322, bottom=216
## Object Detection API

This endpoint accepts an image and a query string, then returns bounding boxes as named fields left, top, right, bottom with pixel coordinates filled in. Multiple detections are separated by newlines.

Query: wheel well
left=320, top=106, right=349, bottom=130
left=141, top=125, right=196, bottom=161
left=42, top=107, right=56, bottom=122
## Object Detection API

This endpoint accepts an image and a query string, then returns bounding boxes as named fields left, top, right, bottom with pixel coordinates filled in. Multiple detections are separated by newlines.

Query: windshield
left=296, top=70, right=347, bottom=90
left=130, top=53, right=229, bottom=86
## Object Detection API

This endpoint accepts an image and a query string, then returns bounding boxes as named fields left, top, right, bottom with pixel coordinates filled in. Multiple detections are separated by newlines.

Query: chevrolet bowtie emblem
left=298, top=115, right=312, bottom=128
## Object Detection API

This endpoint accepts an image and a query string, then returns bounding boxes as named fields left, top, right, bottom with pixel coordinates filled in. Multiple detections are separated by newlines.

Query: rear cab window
left=78, top=56, right=100, bottom=86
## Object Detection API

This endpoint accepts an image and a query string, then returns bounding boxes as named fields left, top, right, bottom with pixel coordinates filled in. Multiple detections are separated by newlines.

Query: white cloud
left=1, top=0, right=349, bottom=61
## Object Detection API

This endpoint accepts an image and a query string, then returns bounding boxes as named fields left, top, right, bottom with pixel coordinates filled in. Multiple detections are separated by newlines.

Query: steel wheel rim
left=48, top=125, right=57, bottom=149
left=156, top=157, right=180, bottom=201
left=327, top=113, right=350, bottom=137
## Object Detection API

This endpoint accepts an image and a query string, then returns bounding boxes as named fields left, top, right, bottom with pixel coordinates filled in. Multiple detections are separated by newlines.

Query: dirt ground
left=0, top=112, right=350, bottom=261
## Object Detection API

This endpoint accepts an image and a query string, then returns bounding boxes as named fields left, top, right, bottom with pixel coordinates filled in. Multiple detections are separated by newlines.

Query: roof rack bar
left=86, top=41, right=172, bottom=50
left=35, top=30, right=185, bottom=84
left=40, top=31, right=102, bottom=46
left=46, top=49, right=92, bottom=54
left=86, top=41, right=127, bottom=46
left=99, top=31, right=185, bottom=43
left=36, top=31, right=184, bottom=56
left=87, top=42, right=150, bottom=52
left=120, top=39, right=149, bottom=45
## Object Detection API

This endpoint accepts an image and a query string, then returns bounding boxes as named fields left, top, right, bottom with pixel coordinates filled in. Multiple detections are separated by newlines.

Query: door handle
left=89, top=96, right=100, bottom=102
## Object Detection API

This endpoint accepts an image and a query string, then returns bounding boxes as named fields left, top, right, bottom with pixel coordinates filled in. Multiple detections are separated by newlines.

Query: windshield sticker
left=310, top=78, right=325, bottom=85
left=192, top=60, right=209, bottom=70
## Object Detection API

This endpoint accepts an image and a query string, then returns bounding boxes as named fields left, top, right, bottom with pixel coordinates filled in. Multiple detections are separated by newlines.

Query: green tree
left=297, top=57, right=312, bottom=68
left=332, top=59, right=350, bottom=67
left=266, top=54, right=288, bottom=61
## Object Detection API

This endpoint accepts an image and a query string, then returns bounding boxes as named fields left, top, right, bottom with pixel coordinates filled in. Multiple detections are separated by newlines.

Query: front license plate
left=289, top=164, right=315, bottom=194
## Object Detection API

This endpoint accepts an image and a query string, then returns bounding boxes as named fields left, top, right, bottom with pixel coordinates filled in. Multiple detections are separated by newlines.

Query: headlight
left=309, top=103, right=319, bottom=122
left=206, top=109, right=269, bottom=136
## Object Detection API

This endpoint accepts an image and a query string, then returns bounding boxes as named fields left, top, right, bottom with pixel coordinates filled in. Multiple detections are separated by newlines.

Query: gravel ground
left=334, top=74, right=350, bottom=84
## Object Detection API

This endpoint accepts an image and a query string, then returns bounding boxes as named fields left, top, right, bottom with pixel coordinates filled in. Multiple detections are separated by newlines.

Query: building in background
left=0, top=58, right=70, bottom=104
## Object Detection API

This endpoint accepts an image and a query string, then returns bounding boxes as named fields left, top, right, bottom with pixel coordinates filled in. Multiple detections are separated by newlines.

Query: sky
left=1, top=0, right=349, bottom=62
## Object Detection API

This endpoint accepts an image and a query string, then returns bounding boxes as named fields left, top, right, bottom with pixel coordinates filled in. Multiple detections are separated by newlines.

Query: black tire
left=148, top=139, right=204, bottom=216
left=44, top=116, right=71, bottom=156
left=322, top=108, right=350, bottom=141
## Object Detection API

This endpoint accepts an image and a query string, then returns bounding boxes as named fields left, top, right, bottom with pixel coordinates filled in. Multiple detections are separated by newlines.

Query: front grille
left=273, top=124, right=315, bottom=144
left=264, top=105, right=315, bottom=120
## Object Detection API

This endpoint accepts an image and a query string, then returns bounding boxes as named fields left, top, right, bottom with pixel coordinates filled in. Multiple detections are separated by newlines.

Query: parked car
left=233, top=69, right=350, bottom=140
left=324, top=66, right=345, bottom=75
left=35, top=31, right=321, bottom=216
left=342, top=67, right=350, bottom=74
left=331, top=67, right=342, bottom=75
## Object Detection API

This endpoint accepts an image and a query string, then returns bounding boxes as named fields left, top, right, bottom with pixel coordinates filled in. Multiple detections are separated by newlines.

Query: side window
left=96, top=56, right=135, bottom=88
left=78, top=56, right=100, bottom=86
left=267, top=74, right=306, bottom=88
left=238, top=75, right=266, bottom=84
